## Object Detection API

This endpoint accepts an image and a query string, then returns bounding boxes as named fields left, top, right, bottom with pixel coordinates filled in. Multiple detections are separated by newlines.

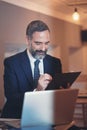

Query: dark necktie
left=34, top=60, right=40, bottom=88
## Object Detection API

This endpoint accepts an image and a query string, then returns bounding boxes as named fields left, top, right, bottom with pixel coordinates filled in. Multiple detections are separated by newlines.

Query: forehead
left=32, top=30, right=50, bottom=39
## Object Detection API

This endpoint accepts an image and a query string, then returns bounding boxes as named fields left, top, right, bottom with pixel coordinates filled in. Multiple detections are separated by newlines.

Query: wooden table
left=77, top=97, right=87, bottom=104
left=74, top=97, right=87, bottom=127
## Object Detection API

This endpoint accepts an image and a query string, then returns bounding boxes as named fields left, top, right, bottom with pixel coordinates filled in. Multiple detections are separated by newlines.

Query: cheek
left=32, top=43, right=41, bottom=50
left=43, top=45, right=49, bottom=51
left=46, top=45, right=49, bottom=49
left=31, top=43, right=36, bottom=49
left=32, top=44, right=40, bottom=50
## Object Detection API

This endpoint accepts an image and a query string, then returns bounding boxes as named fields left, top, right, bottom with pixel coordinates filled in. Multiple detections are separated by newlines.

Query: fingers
left=37, top=73, right=52, bottom=91
left=40, top=73, right=52, bottom=81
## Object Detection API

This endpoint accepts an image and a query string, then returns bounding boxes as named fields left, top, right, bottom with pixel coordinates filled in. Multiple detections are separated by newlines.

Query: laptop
left=21, top=89, right=78, bottom=128
left=46, top=72, right=81, bottom=90
left=0, top=89, right=78, bottom=129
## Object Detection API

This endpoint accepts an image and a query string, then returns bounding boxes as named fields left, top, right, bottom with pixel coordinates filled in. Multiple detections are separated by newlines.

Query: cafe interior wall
left=0, top=1, right=85, bottom=109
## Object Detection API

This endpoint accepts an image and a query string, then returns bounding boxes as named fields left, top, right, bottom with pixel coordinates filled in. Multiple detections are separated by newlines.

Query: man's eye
left=34, top=42, right=49, bottom=45
left=35, top=42, right=41, bottom=45
left=45, top=42, right=49, bottom=45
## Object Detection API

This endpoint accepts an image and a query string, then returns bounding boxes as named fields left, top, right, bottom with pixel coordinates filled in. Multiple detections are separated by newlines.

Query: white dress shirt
left=27, top=49, right=44, bottom=78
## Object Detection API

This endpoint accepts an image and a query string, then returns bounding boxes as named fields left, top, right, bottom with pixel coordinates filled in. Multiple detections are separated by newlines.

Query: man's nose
left=41, top=44, right=46, bottom=51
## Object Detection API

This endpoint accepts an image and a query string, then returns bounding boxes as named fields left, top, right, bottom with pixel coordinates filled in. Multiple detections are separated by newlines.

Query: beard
left=29, top=48, right=47, bottom=59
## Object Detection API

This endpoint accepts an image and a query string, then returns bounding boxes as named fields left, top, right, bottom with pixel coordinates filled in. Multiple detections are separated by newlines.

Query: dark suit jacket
left=1, top=50, right=62, bottom=118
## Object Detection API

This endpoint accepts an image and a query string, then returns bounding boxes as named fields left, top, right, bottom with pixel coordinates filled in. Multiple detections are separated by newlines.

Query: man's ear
left=25, top=35, right=30, bottom=45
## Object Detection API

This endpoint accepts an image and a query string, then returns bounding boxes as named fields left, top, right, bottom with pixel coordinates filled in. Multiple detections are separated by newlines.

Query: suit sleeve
left=4, top=58, right=24, bottom=105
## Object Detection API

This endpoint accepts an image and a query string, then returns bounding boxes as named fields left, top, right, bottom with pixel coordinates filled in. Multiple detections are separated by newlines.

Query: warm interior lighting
left=72, top=8, right=80, bottom=21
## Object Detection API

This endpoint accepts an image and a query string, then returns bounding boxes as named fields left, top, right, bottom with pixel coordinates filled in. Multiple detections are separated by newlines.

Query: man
left=1, top=20, right=81, bottom=130
left=1, top=20, right=62, bottom=118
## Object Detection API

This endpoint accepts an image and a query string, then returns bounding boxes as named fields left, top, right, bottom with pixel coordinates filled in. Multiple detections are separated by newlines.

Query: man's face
left=27, top=30, right=50, bottom=59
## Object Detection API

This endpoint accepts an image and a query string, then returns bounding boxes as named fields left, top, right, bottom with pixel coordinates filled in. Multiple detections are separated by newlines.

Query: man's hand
left=36, top=73, right=52, bottom=91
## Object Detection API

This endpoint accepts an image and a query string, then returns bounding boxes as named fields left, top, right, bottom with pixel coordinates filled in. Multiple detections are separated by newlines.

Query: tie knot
left=34, top=60, right=40, bottom=66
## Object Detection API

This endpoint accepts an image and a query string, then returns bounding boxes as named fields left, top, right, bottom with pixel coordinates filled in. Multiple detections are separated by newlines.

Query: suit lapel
left=19, top=50, right=33, bottom=86
left=43, top=55, right=52, bottom=75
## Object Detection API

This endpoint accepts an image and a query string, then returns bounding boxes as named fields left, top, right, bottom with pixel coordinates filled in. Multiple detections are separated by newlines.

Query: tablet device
left=46, top=72, right=81, bottom=90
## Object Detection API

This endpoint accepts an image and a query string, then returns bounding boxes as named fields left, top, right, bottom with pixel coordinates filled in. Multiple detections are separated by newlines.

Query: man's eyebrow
left=46, top=41, right=50, bottom=43
left=35, top=41, right=50, bottom=43
left=34, top=41, right=42, bottom=43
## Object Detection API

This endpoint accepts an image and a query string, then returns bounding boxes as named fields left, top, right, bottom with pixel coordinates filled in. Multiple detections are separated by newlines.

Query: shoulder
left=45, top=54, right=62, bottom=67
left=45, top=54, right=62, bottom=73
left=45, top=54, right=61, bottom=62
left=4, top=50, right=27, bottom=64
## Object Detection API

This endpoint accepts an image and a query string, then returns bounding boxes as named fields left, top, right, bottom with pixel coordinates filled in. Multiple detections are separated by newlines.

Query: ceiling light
left=72, top=8, right=80, bottom=21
